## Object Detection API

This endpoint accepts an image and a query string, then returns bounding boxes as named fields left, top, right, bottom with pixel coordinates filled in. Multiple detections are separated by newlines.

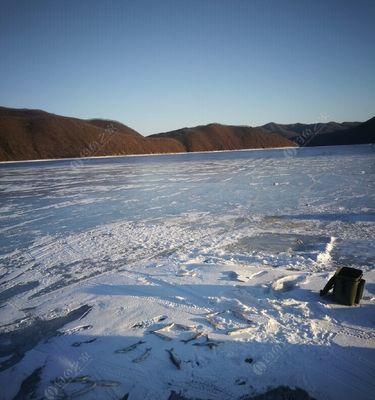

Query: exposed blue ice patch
left=279, top=213, right=375, bottom=223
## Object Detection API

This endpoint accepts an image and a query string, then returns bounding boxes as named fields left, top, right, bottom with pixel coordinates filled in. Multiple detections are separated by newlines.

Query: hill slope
left=0, top=108, right=296, bottom=161
left=260, top=121, right=362, bottom=143
left=1, top=106, right=371, bottom=161
left=150, top=123, right=296, bottom=152
left=308, top=117, right=375, bottom=146
left=0, top=107, right=185, bottom=161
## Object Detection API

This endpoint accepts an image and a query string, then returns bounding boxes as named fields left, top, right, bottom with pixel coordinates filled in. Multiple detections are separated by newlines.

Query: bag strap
left=320, top=268, right=342, bottom=297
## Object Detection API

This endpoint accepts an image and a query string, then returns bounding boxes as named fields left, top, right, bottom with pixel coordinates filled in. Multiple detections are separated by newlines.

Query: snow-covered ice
left=0, top=145, right=374, bottom=399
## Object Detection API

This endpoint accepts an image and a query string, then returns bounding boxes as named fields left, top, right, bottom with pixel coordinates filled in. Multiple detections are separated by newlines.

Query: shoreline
left=0, top=143, right=373, bottom=165
left=0, top=145, right=297, bottom=165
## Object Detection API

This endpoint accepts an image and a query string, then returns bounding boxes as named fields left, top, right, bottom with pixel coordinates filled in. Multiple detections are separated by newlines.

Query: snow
left=0, top=144, right=374, bottom=400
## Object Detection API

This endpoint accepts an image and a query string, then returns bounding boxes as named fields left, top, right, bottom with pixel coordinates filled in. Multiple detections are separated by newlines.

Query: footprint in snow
left=249, top=270, right=268, bottom=279
left=220, top=271, right=246, bottom=282
left=176, top=267, right=198, bottom=277
left=61, top=324, right=93, bottom=335
left=271, top=275, right=306, bottom=293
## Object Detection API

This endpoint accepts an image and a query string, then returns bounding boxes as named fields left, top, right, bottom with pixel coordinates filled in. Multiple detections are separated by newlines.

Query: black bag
left=320, top=267, right=365, bottom=306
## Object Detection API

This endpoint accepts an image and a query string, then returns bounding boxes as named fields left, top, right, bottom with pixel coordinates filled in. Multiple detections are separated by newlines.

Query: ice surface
left=0, top=145, right=374, bottom=399
left=226, top=233, right=332, bottom=259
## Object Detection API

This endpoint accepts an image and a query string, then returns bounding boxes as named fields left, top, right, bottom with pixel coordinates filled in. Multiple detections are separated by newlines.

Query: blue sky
left=1, top=0, right=374, bottom=135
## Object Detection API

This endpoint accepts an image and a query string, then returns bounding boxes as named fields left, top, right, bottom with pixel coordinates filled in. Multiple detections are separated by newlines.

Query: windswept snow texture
left=0, top=145, right=374, bottom=400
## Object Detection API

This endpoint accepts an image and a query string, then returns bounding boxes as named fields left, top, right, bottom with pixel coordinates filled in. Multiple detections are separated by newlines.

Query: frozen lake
left=0, top=145, right=374, bottom=399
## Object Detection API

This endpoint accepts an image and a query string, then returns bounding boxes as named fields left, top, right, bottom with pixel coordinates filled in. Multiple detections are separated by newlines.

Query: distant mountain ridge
left=149, top=123, right=294, bottom=152
left=259, top=121, right=362, bottom=141
left=0, top=106, right=373, bottom=161
left=150, top=118, right=374, bottom=149
left=308, top=116, right=375, bottom=146
left=258, top=119, right=374, bottom=146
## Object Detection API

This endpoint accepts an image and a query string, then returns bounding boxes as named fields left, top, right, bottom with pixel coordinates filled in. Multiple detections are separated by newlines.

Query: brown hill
left=0, top=108, right=296, bottom=161
left=150, top=123, right=296, bottom=152
left=0, top=107, right=185, bottom=161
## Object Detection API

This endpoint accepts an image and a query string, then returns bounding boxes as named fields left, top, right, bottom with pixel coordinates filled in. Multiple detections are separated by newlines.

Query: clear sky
left=1, top=0, right=374, bottom=135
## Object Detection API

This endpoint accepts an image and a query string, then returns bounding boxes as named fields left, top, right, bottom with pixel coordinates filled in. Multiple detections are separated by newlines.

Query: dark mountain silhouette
left=150, top=123, right=295, bottom=152
left=0, top=107, right=295, bottom=161
left=307, top=117, right=375, bottom=146
left=260, top=121, right=362, bottom=143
